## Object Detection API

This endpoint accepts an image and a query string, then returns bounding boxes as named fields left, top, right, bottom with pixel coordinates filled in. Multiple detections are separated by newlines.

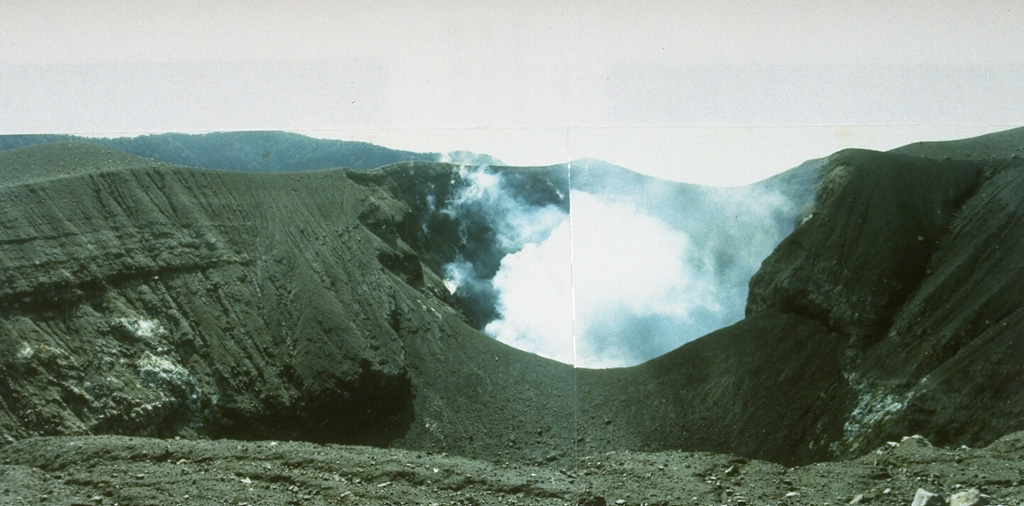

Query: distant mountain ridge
left=0, top=131, right=502, bottom=172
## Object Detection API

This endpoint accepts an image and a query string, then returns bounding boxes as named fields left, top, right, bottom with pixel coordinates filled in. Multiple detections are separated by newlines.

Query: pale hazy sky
left=2, top=1, right=1022, bottom=185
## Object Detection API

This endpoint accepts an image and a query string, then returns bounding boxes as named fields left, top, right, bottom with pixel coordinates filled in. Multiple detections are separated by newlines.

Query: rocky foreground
left=1, top=431, right=1022, bottom=506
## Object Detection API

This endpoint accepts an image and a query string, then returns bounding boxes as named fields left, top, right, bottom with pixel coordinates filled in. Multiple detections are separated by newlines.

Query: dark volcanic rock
left=852, top=158, right=1024, bottom=452
left=891, top=125, right=1024, bottom=161
left=746, top=145, right=1024, bottom=457
left=0, top=142, right=577, bottom=462
left=2, top=430, right=1023, bottom=506
left=0, top=143, right=417, bottom=443
left=0, top=129, right=1022, bottom=470
left=747, top=148, right=986, bottom=341
left=913, top=488, right=948, bottom=506
left=577, top=310, right=854, bottom=466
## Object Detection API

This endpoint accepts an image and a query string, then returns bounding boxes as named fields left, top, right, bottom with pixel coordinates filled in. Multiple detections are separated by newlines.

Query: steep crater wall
left=0, top=145, right=580, bottom=465
left=1, top=141, right=1021, bottom=469
left=0, top=161, right=415, bottom=444
left=746, top=148, right=1024, bottom=457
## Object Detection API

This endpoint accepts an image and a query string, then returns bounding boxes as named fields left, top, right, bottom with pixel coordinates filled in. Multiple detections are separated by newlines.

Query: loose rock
left=577, top=492, right=606, bottom=506
left=912, top=488, right=947, bottom=506
left=949, top=488, right=991, bottom=506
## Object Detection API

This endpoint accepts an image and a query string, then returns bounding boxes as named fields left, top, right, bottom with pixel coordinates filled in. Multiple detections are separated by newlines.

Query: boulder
left=912, top=488, right=948, bottom=506
left=949, top=488, right=992, bottom=506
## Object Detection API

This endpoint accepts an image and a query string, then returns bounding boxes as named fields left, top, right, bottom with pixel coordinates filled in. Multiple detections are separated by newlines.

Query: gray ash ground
left=2, top=432, right=1022, bottom=506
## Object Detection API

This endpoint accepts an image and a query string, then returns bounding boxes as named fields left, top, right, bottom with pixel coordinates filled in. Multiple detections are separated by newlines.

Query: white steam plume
left=441, top=165, right=802, bottom=369
left=440, top=166, right=569, bottom=331
left=485, top=221, right=574, bottom=362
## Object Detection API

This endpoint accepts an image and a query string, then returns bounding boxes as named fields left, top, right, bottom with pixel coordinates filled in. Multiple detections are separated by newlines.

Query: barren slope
left=575, top=146, right=1022, bottom=464
left=2, top=431, right=1023, bottom=506
left=0, top=142, right=577, bottom=463
left=1, top=136, right=1022, bottom=470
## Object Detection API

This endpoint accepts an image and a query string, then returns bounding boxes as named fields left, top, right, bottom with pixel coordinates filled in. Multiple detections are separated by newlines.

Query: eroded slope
left=746, top=148, right=1023, bottom=457
left=1, top=139, right=1021, bottom=470
left=575, top=147, right=1022, bottom=465
left=0, top=143, right=576, bottom=463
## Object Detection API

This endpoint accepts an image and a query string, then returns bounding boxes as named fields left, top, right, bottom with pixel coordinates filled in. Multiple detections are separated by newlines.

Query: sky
left=2, top=2, right=1023, bottom=367
left=2, top=1, right=1023, bottom=185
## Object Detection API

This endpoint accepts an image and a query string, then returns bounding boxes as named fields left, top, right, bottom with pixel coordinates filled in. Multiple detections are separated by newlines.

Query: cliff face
left=747, top=149, right=986, bottom=341
left=0, top=142, right=412, bottom=443
left=745, top=148, right=1024, bottom=457
left=571, top=143, right=1020, bottom=464
left=852, top=158, right=1024, bottom=451
left=576, top=310, right=853, bottom=465
left=0, top=135, right=1021, bottom=466
left=0, top=143, right=577, bottom=464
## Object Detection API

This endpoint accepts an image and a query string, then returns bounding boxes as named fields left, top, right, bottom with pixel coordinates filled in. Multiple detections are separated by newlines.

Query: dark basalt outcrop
left=0, top=143, right=577, bottom=463
left=748, top=149, right=987, bottom=341
left=0, top=130, right=1021, bottom=467
left=744, top=146, right=1024, bottom=457
left=571, top=141, right=1021, bottom=464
